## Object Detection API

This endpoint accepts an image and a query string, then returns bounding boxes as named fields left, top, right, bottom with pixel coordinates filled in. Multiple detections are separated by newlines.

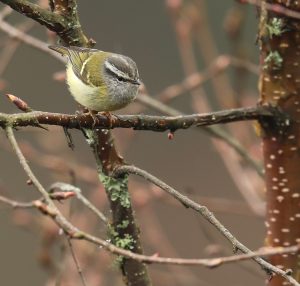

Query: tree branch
left=1, top=188, right=299, bottom=270
left=0, top=13, right=63, bottom=61
left=138, top=94, right=264, bottom=176
left=112, top=164, right=300, bottom=285
left=49, top=182, right=107, bottom=224
left=0, top=0, right=150, bottom=284
left=0, top=20, right=263, bottom=176
left=0, top=0, right=90, bottom=46
left=3, top=127, right=300, bottom=285
left=66, top=238, right=88, bottom=286
left=241, top=0, right=300, bottom=20
left=0, top=194, right=37, bottom=208
left=0, top=105, right=273, bottom=131
left=0, top=0, right=65, bottom=32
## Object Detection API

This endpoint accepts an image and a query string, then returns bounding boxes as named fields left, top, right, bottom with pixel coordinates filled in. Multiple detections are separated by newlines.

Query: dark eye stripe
left=105, top=64, right=139, bottom=85
left=116, top=75, right=126, bottom=82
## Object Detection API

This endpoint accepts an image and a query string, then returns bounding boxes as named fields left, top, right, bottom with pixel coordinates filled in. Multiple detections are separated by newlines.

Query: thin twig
left=0, top=194, right=36, bottom=208
left=229, top=55, right=259, bottom=75
left=0, top=16, right=63, bottom=61
left=155, top=55, right=259, bottom=102
left=168, top=0, right=265, bottom=213
left=0, top=1, right=150, bottom=285
left=0, top=21, right=263, bottom=176
left=0, top=6, right=36, bottom=76
left=162, top=194, right=261, bottom=217
left=241, top=0, right=300, bottom=20
left=0, top=6, right=13, bottom=19
left=0, top=184, right=298, bottom=271
left=5, top=126, right=67, bottom=212
left=49, top=182, right=107, bottom=224
left=138, top=94, right=264, bottom=176
left=0, top=190, right=74, bottom=209
left=3, top=127, right=300, bottom=286
left=113, top=164, right=300, bottom=285
left=66, top=238, right=88, bottom=286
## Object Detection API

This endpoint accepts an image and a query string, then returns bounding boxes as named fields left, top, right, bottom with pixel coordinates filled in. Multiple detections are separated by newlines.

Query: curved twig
left=113, top=164, right=300, bottom=285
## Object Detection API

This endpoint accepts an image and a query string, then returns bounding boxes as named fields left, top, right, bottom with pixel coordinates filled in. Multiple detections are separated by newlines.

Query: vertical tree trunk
left=259, top=1, right=300, bottom=284
left=49, top=1, right=151, bottom=285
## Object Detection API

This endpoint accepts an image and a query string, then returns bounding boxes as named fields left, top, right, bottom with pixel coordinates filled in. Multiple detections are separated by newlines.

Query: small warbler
left=49, top=45, right=141, bottom=113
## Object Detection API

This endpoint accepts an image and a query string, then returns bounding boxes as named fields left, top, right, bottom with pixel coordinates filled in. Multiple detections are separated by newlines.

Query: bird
left=49, top=45, right=141, bottom=116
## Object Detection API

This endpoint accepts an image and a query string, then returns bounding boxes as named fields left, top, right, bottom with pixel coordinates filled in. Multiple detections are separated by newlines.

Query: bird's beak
left=134, top=79, right=142, bottom=85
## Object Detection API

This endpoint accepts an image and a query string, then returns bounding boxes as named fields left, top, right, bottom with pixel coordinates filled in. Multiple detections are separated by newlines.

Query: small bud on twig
left=33, top=201, right=57, bottom=217
left=49, top=191, right=75, bottom=201
left=5, top=94, right=32, bottom=112
left=168, top=131, right=175, bottom=140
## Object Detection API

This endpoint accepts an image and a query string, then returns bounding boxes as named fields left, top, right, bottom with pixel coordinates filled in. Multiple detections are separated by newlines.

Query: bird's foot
left=83, top=109, right=99, bottom=129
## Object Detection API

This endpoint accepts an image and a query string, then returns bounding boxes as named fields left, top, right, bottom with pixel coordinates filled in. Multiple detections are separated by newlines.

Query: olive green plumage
left=49, top=45, right=141, bottom=112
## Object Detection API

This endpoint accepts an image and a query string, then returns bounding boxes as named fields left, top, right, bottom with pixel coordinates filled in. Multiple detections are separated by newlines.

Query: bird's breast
left=66, top=63, right=137, bottom=111
left=66, top=63, right=107, bottom=110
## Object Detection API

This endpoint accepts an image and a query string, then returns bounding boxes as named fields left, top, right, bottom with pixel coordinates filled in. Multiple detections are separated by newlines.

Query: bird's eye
left=116, top=76, right=126, bottom=82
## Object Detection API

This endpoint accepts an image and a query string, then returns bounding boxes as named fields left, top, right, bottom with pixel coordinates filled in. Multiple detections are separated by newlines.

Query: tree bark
left=259, top=1, right=300, bottom=284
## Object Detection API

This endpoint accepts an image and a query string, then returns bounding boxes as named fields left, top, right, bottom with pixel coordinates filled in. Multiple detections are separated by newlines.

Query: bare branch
left=49, top=182, right=107, bottom=224
left=0, top=1, right=149, bottom=284
left=155, top=55, right=259, bottom=103
left=0, top=0, right=89, bottom=46
left=66, top=238, right=88, bottom=286
left=113, top=164, right=300, bottom=285
left=5, top=126, right=67, bottom=211
left=0, top=0, right=65, bottom=32
left=3, top=127, right=300, bottom=286
left=241, top=0, right=300, bottom=20
left=0, top=194, right=36, bottom=208
left=0, top=105, right=273, bottom=131
left=139, top=93, right=264, bottom=176
left=0, top=15, right=64, bottom=61
left=1, top=188, right=299, bottom=271
left=0, top=21, right=263, bottom=176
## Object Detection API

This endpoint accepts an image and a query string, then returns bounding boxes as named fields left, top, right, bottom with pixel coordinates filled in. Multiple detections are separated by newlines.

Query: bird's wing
left=49, top=45, right=103, bottom=86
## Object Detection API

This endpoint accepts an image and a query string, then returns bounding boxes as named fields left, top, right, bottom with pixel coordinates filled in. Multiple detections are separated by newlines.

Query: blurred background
left=0, top=1, right=266, bottom=285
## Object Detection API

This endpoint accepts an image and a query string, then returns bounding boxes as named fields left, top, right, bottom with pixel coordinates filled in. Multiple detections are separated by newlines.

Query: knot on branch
left=258, top=104, right=291, bottom=137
